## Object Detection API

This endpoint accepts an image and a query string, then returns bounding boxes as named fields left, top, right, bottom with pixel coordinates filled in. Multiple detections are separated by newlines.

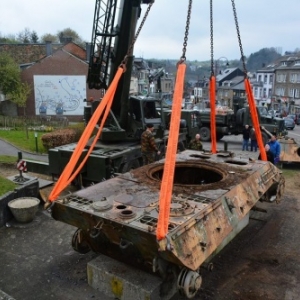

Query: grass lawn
left=0, top=129, right=46, bottom=153
left=0, top=176, right=17, bottom=195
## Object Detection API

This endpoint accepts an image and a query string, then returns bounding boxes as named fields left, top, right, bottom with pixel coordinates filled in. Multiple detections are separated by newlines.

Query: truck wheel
left=200, top=127, right=211, bottom=141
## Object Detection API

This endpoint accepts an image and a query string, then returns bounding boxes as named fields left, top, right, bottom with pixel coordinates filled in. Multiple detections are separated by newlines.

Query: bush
left=41, top=128, right=78, bottom=150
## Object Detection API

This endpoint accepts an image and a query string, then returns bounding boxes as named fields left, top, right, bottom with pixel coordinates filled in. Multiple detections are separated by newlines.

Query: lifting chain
left=209, top=0, right=214, bottom=76
left=180, top=0, right=193, bottom=62
left=120, top=2, right=154, bottom=71
left=231, top=0, right=247, bottom=77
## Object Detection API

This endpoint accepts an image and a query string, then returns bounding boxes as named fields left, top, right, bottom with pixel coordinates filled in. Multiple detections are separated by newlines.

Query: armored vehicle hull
left=51, top=150, right=284, bottom=298
left=279, top=137, right=300, bottom=164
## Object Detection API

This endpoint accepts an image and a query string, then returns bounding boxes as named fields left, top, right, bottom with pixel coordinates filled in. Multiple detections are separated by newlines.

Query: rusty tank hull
left=51, top=150, right=284, bottom=298
left=279, top=137, right=300, bottom=163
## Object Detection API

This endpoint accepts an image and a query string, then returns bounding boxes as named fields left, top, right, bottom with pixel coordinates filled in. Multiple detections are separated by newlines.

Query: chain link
left=210, top=0, right=214, bottom=76
left=231, top=0, right=247, bottom=77
left=120, top=2, right=154, bottom=69
left=180, top=0, right=193, bottom=61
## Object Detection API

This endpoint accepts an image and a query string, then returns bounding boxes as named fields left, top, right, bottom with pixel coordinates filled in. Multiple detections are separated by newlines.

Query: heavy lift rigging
left=47, top=1, right=285, bottom=298
left=48, top=0, right=200, bottom=185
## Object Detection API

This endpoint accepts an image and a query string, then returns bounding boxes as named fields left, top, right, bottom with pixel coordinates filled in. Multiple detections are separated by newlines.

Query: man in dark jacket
left=242, top=125, right=250, bottom=151
left=141, top=123, right=160, bottom=165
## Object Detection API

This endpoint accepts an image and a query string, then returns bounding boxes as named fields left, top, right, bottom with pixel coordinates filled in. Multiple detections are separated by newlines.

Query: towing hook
left=119, top=239, right=133, bottom=250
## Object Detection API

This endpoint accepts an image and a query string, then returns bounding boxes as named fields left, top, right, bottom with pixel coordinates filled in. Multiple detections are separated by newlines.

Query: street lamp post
left=34, top=132, right=38, bottom=153
left=215, top=57, right=229, bottom=78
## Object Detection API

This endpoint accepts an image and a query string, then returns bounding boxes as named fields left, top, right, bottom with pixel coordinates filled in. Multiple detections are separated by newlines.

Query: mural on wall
left=34, top=75, right=86, bottom=116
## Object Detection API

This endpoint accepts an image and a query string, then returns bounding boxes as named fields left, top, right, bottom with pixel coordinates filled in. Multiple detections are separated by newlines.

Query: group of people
left=242, top=124, right=258, bottom=152
left=141, top=124, right=203, bottom=165
left=141, top=123, right=280, bottom=166
left=242, top=124, right=281, bottom=164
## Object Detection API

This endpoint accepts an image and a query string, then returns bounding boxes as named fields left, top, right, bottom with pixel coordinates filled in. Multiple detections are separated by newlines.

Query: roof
left=0, top=42, right=87, bottom=65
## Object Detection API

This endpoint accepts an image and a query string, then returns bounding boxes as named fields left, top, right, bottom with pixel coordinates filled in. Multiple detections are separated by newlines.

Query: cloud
left=0, top=0, right=299, bottom=60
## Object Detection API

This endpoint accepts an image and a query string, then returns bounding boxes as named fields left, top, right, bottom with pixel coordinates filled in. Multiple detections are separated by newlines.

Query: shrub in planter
left=41, top=128, right=78, bottom=150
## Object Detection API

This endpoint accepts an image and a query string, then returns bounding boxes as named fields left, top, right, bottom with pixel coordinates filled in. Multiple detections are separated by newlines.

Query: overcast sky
left=1, top=0, right=299, bottom=61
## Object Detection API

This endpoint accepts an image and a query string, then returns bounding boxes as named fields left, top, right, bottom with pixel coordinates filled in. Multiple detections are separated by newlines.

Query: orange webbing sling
left=245, top=78, right=267, bottom=161
left=209, top=76, right=217, bottom=153
left=156, top=63, right=186, bottom=241
left=48, top=67, right=123, bottom=201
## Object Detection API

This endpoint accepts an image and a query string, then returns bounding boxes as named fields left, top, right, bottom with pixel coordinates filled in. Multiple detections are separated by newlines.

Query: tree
left=0, top=53, right=20, bottom=95
left=247, top=48, right=282, bottom=72
left=30, top=31, right=39, bottom=43
left=0, top=53, right=31, bottom=115
left=57, top=28, right=85, bottom=46
left=40, top=33, right=59, bottom=43
left=10, top=82, right=32, bottom=116
left=0, top=33, right=18, bottom=44
left=16, top=28, right=32, bottom=43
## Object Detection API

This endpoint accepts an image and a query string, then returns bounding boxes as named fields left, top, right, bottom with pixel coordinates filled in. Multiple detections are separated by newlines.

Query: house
left=20, top=42, right=101, bottom=119
left=254, top=53, right=300, bottom=114
left=200, top=67, right=245, bottom=108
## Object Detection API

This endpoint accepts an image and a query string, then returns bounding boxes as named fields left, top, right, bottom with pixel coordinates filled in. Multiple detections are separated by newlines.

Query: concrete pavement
left=0, top=139, right=48, bottom=162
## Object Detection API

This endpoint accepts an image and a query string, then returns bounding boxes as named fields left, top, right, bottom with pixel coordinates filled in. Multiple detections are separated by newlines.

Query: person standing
left=242, top=124, right=250, bottom=151
left=188, top=133, right=203, bottom=151
left=141, top=123, right=160, bottom=165
left=250, top=127, right=257, bottom=152
left=268, top=135, right=281, bottom=164
left=258, top=144, right=275, bottom=164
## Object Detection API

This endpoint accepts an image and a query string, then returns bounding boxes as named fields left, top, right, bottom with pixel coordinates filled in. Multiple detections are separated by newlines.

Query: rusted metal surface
left=279, top=137, right=300, bottom=163
left=51, top=149, right=285, bottom=298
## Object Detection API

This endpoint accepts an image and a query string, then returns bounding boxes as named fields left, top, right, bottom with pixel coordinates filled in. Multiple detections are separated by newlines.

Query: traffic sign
left=17, top=160, right=27, bottom=172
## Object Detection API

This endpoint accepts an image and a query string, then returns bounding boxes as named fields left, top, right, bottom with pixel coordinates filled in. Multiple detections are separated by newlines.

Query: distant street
left=201, top=124, right=300, bottom=154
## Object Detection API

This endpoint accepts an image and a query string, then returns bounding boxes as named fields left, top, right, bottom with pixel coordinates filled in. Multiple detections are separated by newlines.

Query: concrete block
left=87, top=255, right=174, bottom=300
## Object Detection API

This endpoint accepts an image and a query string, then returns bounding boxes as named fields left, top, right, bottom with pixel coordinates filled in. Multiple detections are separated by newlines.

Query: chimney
left=46, top=41, right=52, bottom=56
left=86, top=43, right=92, bottom=63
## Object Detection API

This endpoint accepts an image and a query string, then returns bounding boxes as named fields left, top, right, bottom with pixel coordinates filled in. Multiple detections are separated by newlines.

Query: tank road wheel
left=72, top=229, right=91, bottom=254
left=199, top=127, right=211, bottom=142
left=177, top=268, right=202, bottom=299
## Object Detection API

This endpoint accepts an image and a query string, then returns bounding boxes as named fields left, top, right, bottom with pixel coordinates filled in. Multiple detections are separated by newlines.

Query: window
left=276, top=74, right=286, bottom=83
left=290, top=73, right=297, bottom=83
left=268, top=88, right=272, bottom=97
left=264, top=75, right=268, bottom=84
left=275, top=87, right=285, bottom=96
left=289, top=89, right=300, bottom=98
left=269, top=75, right=273, bottom=84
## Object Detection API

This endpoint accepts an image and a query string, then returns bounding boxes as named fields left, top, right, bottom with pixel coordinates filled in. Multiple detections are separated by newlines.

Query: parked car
left=287, top=114, right=300, bottom=125
left=284, top=117, right=295, bottom=130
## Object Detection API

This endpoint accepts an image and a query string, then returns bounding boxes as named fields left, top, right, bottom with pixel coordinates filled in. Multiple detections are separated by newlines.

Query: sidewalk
left=0, top=139, right=48, bottom=163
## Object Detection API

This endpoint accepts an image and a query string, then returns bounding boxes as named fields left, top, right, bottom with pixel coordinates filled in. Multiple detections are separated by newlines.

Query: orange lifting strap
left=156, top=63, right=186, bottom=241
left=48, top=68, right=124, bottom=201
left=245, top=78, right=267, bottom=161
left=209, top=76, right=217, bottom=153
left=230, top=0, right=267, bottom=161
